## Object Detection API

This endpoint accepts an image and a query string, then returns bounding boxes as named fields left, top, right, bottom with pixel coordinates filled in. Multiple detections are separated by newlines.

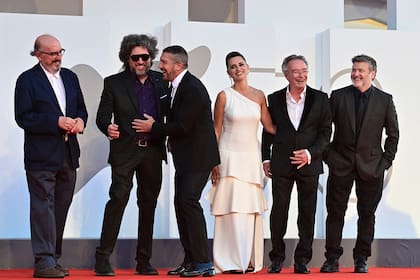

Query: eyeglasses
left=39, top=49, right=65, bottom=57
left=130, top=54, right=150, bottom=62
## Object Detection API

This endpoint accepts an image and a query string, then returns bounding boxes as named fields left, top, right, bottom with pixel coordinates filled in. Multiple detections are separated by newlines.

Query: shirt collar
left=39, top=63, right=60, bottom=79
left=171, top=69, right=188, bottom=89
left=353, top=85, right=372, bottom=98
left=286, top=85, right=307, bottom=101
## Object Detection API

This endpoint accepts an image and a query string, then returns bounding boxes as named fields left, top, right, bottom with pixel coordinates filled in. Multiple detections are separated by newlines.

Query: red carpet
left=1, top=268, right=420, bottom=279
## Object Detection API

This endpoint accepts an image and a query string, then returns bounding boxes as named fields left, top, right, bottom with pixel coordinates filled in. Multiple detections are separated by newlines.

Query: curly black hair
left=119, top=34, right=158, bottom=70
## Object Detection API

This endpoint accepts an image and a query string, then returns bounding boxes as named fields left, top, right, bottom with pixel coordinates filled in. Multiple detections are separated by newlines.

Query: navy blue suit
left=15, top=63, right=87, bottom=269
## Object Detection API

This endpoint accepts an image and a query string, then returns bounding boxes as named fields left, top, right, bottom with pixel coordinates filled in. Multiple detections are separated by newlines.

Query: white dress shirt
left=40, top=64, right=66, bottom=115
left=170, top=69, right=187, bottom=108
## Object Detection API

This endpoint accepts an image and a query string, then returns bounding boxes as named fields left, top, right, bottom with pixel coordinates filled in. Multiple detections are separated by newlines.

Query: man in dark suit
left=262, top=54, right=332, bottom=274
left=320, top=54, right=399, bottom=274
left=94, top=34, right=168, bottom=276
left=137, top=45, right=220, bottom=277
left=14, top=34, right=88, bottom=278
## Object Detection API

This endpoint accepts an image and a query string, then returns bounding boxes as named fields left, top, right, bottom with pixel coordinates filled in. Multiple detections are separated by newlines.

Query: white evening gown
left=207, top=87, right=267, bottom=273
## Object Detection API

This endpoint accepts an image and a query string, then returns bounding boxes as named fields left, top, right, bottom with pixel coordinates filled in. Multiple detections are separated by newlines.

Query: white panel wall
left=1, top=0, right=419, bottom=239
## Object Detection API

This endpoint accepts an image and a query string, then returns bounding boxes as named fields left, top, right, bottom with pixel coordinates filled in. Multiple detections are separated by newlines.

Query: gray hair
left=352, top=54, right=377, bottom=72
left=281, top=54, right=308, bottom=73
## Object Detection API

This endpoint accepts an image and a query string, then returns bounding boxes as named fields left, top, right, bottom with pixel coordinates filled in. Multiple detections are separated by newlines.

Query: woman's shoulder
left=249, top=86, right=266, bottom=105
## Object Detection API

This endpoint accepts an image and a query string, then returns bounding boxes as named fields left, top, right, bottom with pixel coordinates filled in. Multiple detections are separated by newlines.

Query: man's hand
left=132, top=114, right=155, bottom=133
left=263, top=162, right=272, bottom=178
left=290, top=149, right=308, bottom=169
left=70, top=118, right=84, bottom=134
left=107, top=123, right=120, bottom=139
left=58, top=116, right=76, bottom=132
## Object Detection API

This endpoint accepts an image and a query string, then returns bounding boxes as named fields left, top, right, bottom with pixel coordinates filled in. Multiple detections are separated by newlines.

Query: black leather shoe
left=180, top=262, right=216, bottom=277
left=135, top=262, right=158, bottom=275
left=56, top=264, right=70, bottom=276
left=245, top=266, right=254, bottom=273
left=320, top=258, right=339, bottom=273
left=33, top=267, right=65, bottom=278
left=222, top=270, right=243, bottom=274
left=267, top=259, right=282, bottom=273
left=354, top=256, right=368, bottom=273
left=294, top=262, right=310, bottom=274
left=167, top=263, right=191, bottom=276
left=95, top=257, right=115, bottom=276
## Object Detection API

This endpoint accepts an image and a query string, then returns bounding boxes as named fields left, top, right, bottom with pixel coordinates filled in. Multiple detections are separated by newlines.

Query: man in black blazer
left=15, top=34, right=88, bottom=278
left=320, top=55, right=399, bottom=274
left=137, top=45, right=220, bottom=277
left=95, top=34, right=168, bottom=276
left=262, top=55, right=332, bottom=274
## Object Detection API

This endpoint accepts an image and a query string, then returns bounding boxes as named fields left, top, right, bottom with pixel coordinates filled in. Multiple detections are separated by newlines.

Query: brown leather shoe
left=55, top=264, right=69, bottom=276
left=33, top=267, right=65, bottom=278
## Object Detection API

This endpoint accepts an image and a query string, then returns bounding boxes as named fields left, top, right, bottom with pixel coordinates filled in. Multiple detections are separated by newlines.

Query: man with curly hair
left=95, top=34, right=168, bottom=276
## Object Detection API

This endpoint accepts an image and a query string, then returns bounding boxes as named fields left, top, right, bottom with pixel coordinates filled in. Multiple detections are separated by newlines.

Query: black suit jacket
left=15, top=63, right=88, bottom=171
left=324, top=85, right=399, bottom=180
left=151, top=71, right=220, bottom=173
left=262, top=86, right=332, bottom=176
left=96, top=69, right=168, bottom=166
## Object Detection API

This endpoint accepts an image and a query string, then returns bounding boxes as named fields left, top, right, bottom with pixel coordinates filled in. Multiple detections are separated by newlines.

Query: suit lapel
left=123, top=72, right=141, bottom=116
left=60, top=70, right=72, bottom=116
left=34, top=64, right=63, bottom=114
left=277, top=89, right=296, bottom=131
left=298, top=87, right=314, bottom=131
left=171, top=71, right=189, bottom=112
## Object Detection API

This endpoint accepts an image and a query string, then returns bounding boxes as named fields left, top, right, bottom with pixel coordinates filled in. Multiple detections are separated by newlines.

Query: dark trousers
left=96, top=145, right=162, bottom=264
left=174, top=170, right=212, bottom=265
left=26, top=144, right=76, bottom=270
left=269, top=173, right=318, bottom=264
left=324, top=172, right=384, bottom=259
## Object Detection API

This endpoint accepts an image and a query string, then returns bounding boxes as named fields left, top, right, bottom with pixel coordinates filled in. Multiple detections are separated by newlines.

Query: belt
left=64, top=134, right=68, bottom=142
left=137, top=139, right=149, bottom=147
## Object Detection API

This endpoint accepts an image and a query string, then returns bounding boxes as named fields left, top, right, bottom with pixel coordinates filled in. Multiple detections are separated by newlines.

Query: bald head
left=31, top=34, right=60, bottom=56
left=31, top=34, right=64, bottom=74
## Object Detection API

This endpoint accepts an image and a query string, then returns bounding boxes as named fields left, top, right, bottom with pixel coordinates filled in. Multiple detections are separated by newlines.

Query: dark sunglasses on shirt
left=130, top=54, right=150, bottom=62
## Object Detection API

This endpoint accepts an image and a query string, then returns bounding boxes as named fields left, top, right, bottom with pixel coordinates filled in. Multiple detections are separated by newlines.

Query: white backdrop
left=0, top=0, right=419, bottom=240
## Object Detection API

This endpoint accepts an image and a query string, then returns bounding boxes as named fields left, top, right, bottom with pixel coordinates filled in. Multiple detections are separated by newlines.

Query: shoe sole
left=180, top=270, right=216, bottom=277
left=320, top=268, right=339, bottom=273
left=135, top=271, right=159, bottom=275
left=95, top=271, right=115, bottom=276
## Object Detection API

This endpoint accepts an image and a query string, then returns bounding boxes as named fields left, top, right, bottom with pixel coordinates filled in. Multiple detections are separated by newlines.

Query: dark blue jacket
left=15, top=63, right=88, bottom=171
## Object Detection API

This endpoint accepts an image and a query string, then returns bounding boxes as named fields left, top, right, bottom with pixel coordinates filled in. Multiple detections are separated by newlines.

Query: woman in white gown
left=208, top=51, right=276, bottom=273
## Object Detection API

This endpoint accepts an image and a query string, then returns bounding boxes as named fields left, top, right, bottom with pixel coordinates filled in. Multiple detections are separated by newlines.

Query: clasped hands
left=58, top=116, right=84, bottom=134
